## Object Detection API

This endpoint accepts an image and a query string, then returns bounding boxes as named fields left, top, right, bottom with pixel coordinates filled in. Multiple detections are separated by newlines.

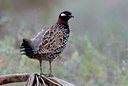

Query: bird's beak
left=69, top=15, right=74, bottom=18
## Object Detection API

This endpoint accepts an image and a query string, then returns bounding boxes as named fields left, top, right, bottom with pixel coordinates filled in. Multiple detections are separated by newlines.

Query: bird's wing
left=37, top=25, right=65, bottom=54
left=31, top=26, right=51, bottom=49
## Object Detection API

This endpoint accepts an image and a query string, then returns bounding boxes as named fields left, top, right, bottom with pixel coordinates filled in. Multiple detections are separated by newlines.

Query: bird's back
left=31, top=23, right=70, bottom=61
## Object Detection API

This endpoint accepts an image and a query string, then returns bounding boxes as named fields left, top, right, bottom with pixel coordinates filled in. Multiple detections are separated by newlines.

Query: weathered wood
left=0, top=73, right=29, bottom=85
left=0, top=73, right=75, bottom=86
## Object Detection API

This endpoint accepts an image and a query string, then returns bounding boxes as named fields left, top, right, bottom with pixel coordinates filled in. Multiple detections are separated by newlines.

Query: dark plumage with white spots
left=20, top=11, right=74, bottom=75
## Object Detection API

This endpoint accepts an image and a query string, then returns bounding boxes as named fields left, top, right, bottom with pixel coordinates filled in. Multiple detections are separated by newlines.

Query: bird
left=20, top=11, right=74, bottom=76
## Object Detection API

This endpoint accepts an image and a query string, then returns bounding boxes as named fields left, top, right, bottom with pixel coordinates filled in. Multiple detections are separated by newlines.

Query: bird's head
left=58, top=11, right=74, bottom=22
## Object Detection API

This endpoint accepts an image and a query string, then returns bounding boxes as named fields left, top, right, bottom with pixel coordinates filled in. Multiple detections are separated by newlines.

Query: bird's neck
left=57, top=18, right=68, bottom=25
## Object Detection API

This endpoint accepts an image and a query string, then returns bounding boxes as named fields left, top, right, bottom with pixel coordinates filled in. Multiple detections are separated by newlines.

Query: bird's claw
left=40, top=73, right=54, bottom=77
left=48, top=73, right=54, bottom=77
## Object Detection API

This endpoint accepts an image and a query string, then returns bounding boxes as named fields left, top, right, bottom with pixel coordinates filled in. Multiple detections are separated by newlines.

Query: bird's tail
left=20, top=38, right=35, bottom=58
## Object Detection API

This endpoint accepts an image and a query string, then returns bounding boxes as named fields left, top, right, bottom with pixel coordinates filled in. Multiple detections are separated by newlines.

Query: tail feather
left=20, top=38, right=35, bottom=58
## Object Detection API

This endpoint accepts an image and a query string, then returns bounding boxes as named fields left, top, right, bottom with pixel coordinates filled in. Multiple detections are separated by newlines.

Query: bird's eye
left=61, top=13, right=66, bottom=17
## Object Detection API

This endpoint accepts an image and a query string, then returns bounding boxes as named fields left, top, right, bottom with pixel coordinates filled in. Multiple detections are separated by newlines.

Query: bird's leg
left=39, top=60, right=42, bottom=74
left=49, top=61, right=53, bottom=76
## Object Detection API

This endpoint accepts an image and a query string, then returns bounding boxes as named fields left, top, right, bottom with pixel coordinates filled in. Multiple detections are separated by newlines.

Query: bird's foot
left=42, top=73, right=54, bottom=77
left=48, top=73, right=54, bottom=77
left=40, top=73, right=54, bottom=77
left=40, top=72, right=46, bottom=76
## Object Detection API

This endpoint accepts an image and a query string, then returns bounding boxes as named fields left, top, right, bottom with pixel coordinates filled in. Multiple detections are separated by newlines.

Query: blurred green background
left=0, top=0, right=128, bottom=86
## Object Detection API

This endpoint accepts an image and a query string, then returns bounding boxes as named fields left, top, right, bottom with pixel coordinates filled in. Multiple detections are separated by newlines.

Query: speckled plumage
left=31, top=23, right=70, bottom=61
left=20, top=11, right=73, bottom=75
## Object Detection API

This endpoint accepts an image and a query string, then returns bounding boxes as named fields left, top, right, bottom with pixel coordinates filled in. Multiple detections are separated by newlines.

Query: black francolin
left=20, top=11, right=74, bottom=76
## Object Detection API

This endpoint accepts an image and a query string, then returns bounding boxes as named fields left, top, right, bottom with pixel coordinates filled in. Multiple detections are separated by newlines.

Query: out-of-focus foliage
left=0, top=0, right=128, bottom=86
